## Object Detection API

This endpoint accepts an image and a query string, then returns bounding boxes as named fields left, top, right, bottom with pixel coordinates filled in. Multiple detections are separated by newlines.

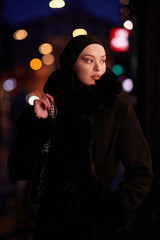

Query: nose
left=93, top=61, right=100, bottom=71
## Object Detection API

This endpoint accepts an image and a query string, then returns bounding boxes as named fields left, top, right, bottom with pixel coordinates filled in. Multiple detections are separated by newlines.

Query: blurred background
left=0, top=0, right=159, bottom=239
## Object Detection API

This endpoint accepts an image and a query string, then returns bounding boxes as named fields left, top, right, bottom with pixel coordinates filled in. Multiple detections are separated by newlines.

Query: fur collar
left=44, top=67, right=122, bottom=114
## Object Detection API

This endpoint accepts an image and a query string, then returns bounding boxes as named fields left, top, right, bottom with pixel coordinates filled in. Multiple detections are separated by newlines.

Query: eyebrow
left=82, top=54, right=106, bottom=58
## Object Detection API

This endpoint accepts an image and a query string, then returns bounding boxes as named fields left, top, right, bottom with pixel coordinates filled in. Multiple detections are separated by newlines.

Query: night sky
left=2, top=0, right=121, bottom=27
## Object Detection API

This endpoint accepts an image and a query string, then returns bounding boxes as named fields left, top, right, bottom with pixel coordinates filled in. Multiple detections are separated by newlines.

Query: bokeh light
left=49, top=0, right=65, bottom=8
left=112, top=64, right=124, bottom=76
left=110, top=28, right=129, bottom=52
left=122, top=78, right=133, bottom=92
left=39, top=43, right=53, bottom=55
left=30, top=58, right=42, bottom=70
left=120, top=7, right=130, bottom=16
left=13, top=29, right=28, bottom=40
left=3, top=78, right=17, bottom=92
left=123, top=20, right=133, bottom=30
left=119, top=0, right=129, bottom=5
left=41, top=54, right=55, bottom=65
left=72, top=29, right=87, bottom=37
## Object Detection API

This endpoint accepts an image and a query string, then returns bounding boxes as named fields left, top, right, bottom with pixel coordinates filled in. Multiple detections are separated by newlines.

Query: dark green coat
left=8, top=69, right=153, bottom=240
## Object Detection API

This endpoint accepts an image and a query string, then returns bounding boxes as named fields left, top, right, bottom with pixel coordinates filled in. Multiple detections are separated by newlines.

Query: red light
left=110, top=27, right=130, bottom=52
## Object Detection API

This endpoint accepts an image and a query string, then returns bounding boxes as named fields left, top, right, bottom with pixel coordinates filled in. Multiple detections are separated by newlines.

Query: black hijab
left=60, top=34, right=105, bottom=75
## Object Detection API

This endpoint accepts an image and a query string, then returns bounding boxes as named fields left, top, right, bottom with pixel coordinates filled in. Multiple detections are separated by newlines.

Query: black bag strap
left=29, top=102, right=57, bottom=204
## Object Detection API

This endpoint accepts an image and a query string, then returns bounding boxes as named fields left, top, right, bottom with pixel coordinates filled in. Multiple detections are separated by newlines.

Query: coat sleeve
left=7, top=105, right=55, bottom=180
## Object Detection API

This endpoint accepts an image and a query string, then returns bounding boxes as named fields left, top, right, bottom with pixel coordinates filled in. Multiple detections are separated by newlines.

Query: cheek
left=77, top=71, right=88, bottom=83
left=75, top=66, right=89, bottom=80
left=102, top=64, right=106, bottom=74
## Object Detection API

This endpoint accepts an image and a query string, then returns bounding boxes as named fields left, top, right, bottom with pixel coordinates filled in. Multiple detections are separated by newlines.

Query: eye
left=82, top=58, right=93, bottom=63
left=87, top=59, right=93, bottom=63
left=100, top=59, right=106, bottom=64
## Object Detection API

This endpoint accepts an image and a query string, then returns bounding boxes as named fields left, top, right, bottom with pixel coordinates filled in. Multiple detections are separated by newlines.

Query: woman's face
left=73, top=44, right=106, bottom=86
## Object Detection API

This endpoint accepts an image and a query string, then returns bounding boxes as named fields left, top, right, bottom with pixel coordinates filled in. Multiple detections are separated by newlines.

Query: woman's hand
left=34, top=93, right=54, bottom=119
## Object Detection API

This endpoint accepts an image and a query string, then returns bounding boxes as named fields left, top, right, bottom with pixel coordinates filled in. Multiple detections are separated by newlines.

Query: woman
left=8, top=35, right=153, bottom=240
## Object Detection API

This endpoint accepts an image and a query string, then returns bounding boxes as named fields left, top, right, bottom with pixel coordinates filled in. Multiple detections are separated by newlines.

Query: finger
left=45, top=93, right=54, bottom=103
left=39, top=99, right=49, bottom=110
left=42, top=95, right=52, bottom=110
left=45, top=97, right=52, bottom=110
left=34, top=99, right=39, bottom=105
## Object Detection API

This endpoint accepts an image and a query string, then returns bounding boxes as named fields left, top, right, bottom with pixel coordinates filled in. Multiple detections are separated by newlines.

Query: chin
left=91, top=81, right=96, bottom=85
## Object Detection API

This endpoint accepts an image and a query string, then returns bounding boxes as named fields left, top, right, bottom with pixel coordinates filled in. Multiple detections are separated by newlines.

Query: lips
left=91, top=74, right=101, bottom=80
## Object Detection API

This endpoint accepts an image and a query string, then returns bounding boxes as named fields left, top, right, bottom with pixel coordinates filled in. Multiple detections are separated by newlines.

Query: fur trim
left=44, top=67, right=122, bottom=112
